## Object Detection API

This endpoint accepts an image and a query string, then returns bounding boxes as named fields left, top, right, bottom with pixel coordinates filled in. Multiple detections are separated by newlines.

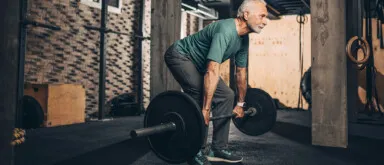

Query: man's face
left=244, top=2, right=268, bottom=33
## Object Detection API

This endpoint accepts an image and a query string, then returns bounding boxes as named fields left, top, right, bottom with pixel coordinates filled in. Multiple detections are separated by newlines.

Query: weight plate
left=300, top=67, right=312, bottom=105
left=144, top=91, right=205, bottom=164
left=232, top=88, right=277, bottom=136
left=22, top=95, right=44, bottom=129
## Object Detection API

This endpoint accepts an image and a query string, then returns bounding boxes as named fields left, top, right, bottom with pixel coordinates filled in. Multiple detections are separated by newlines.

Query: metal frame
left=266, top=0, right=310, bottom=15
left=181, top=2, right=219, bottom=20
left=94, top=0, right=147, bottom=120
left=80, top=0, right=123, bottom=14
left=97, top=0, right=108, bottom=120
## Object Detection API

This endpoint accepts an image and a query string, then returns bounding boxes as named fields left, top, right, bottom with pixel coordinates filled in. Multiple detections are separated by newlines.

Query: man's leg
left=164, top=47, right=211, bottom=147
left=164, top=45, right=211, bottom=165
left=207, top=79, right=243, bottom=163
left=210, top=79, right=234, bottom=150
left=164, top=45, right=204, bottom=106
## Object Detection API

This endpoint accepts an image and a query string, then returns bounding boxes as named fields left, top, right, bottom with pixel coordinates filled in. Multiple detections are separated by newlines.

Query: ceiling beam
left=266, top=4, right=281, bottom=15
left=299, top=0, right=310, bottom=10
left=280, top=4, right=304, bottom=7
left=276, top=1, right=302, bottom=5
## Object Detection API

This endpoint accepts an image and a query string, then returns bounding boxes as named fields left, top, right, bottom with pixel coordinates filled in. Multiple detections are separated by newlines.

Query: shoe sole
left=207, top=156, right=243, bottom=163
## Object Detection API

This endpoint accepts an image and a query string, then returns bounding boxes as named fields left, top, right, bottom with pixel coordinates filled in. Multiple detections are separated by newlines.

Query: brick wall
left=24, top=0, right=151, bottom=115
left=181, top=11, right=201, bottom=38
left=187, top=14, right=200, bottom=36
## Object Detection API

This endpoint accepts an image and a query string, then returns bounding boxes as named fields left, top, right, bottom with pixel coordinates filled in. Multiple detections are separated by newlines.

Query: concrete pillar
left=0, top=0, right=20, bottom=164
left=311, top=0, right=348, bottom=148
left=150, top=0, right=182, bottom=99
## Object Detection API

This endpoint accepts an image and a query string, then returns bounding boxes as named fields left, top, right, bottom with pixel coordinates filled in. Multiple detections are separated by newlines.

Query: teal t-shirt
left=174, top=18, right=249, bottom=73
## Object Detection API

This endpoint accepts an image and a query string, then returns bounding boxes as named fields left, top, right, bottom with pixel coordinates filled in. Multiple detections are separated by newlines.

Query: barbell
left=129, top=88, right=277, bottom=164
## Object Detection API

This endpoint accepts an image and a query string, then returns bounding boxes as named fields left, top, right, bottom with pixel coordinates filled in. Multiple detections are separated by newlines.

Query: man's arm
left=202, top=61, right=221, bottom=111
left=236, top=67, right=247, bottom=104
left=235, top=35, right=249, bottom=105
left=203, top=33, right=229, bottom=112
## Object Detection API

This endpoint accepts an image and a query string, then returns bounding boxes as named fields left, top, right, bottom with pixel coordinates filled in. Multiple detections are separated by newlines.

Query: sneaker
left=206, top=148, right=243, bottom=163
left=187, top=150, right=212, bottom=165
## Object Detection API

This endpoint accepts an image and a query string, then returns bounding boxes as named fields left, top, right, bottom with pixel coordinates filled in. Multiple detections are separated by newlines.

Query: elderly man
left=164, top=0, right=268, bottom=164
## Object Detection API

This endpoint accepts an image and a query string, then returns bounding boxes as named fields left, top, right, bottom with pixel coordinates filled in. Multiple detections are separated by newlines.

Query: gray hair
left=237, top=0, right=267, bottom=17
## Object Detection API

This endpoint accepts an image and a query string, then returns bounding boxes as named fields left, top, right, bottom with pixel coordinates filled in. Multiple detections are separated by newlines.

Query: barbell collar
left=130, top=122, right=176, bottom=138
left=248, top=107, right=258, bottom=116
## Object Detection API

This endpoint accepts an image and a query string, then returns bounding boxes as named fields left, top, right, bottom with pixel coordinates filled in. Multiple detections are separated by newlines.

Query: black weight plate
left=232, top=88, right=277, bottom=136
left=300, top=67, right=312, bottom=105
left=22, top=95, right=44, bottom=129
left=144, top=91, right=205, bottom=164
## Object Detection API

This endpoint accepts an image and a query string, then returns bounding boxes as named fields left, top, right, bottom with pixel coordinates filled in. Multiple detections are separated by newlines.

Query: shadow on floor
left=53, top=137, right=150, bottom=165
left=271, top=121, right=384, bottom=165
left=274, top=98, right=311, bottom=111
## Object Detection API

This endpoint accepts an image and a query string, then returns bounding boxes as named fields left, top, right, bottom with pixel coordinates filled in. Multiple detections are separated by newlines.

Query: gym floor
left=15, top=110, right=384, bottom=165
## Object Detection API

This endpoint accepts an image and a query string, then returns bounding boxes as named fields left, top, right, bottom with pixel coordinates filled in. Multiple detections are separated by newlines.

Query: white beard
left=247, top=22, right=262, bottom=34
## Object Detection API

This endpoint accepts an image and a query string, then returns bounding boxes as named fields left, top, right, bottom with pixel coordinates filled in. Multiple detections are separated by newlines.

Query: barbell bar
left=128, top=88, right=277, bottom=164
left=209, top=107, right=257, bottom=120
left=130, top=122, right=176, bottom=138
left=131, top=108, right=258, bottom=138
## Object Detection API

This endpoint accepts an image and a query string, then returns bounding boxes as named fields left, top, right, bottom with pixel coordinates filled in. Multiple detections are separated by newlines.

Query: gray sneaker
left=206, top=148, right=243, bottom=163
left=187, top=150, right=212, bottom=165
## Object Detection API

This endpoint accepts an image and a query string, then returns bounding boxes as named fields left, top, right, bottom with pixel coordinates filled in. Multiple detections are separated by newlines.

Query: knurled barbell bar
left=129, top=88, right=277, bottom=164
left=130, top=107, right=258, bottom=138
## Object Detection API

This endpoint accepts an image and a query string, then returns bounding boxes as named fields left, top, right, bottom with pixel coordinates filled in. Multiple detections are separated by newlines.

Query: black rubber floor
left=14, top=110, right=384, bottom=165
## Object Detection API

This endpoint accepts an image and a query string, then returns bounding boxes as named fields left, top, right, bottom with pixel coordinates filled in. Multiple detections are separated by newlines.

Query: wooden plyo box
left=24, top=84, right=86, bottom=127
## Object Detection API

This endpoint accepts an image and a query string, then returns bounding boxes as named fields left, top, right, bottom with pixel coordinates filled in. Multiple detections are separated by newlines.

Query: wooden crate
left=24, top=84, right=86, bottom=127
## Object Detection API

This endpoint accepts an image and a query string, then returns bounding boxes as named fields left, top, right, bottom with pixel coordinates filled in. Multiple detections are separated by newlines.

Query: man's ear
left=243, top=11, right=249, bottom=21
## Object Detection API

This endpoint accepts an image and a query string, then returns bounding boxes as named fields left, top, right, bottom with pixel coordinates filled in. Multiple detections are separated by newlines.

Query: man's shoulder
left=215, top=18, right=235, bottom=30
left=208, top=19, right=237, bottom=37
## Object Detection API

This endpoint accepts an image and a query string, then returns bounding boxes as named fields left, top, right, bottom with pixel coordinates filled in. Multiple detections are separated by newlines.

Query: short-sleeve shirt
left=174, top=18, right=249, bottom=73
